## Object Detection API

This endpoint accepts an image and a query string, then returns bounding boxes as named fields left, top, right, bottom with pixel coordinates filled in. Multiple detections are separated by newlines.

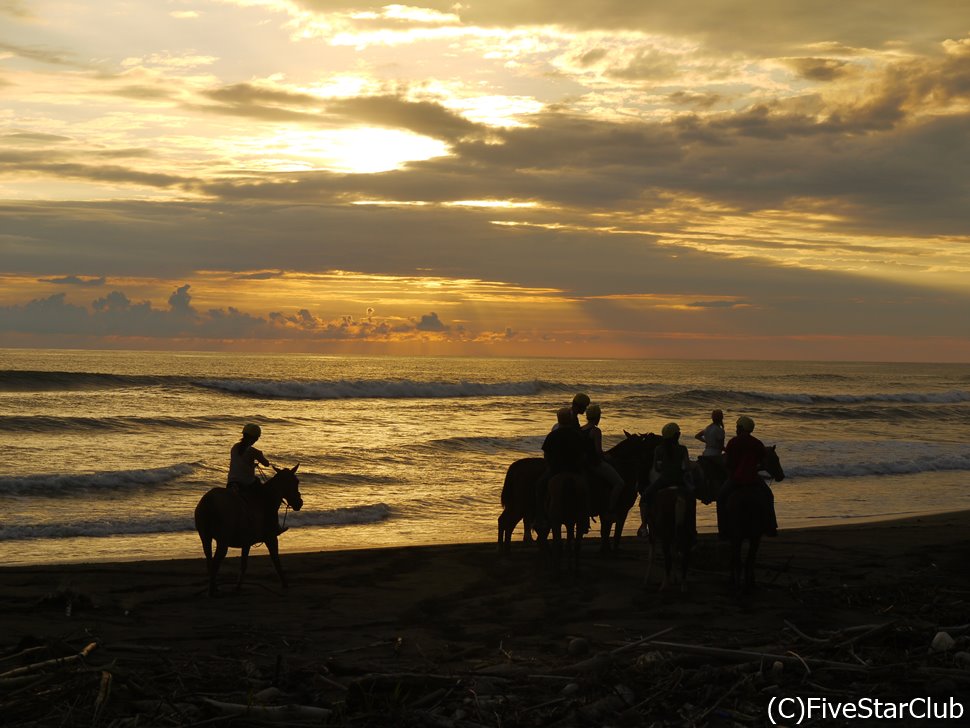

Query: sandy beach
left=3, top=512, right=970, bottom=726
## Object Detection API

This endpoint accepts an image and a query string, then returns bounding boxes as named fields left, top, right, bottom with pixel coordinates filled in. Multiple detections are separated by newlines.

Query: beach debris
left=931, top=630, right=956, bottom=653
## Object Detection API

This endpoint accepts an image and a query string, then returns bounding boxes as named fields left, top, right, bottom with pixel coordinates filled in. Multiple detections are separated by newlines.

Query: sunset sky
left=1, top=0, right=968, bottom=360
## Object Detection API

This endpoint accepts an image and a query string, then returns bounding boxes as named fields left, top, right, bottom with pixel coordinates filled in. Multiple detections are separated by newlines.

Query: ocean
left=1, top=349, right=968, bottom=566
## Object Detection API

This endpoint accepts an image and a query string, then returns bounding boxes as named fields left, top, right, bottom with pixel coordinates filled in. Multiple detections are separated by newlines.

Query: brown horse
left=194, top=465, right=303, bottom=597
left=542, top=472, right=589, bottom=573
left=590, top=432, right=661, bottom=553
left=497, top=456, right=545, bottom=551
left=723, top=446, right=785, bottom=591
left=497, top=432, right=659, bottom=554
left=641, top=480, right=697, bottom=592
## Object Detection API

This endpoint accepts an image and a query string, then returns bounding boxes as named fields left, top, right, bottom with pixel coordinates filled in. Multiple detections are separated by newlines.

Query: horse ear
left=624, top=429, right=631, bottom=438
left=271, top=464, right=281, bottom=473
left=293, top=463, right=300, bottom=473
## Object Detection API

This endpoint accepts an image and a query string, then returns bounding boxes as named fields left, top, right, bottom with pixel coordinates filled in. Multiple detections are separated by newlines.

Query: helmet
left=556, top=407, right=574, bottom=426
left=585, top=403, right=601, bottom=421
left=661, top=422, right=680, bottom=439
left=242, top=423, right=262, bottom=439
left=736, top=416, right=755, bottom=433
left=572, top=393, right=590, bottom=411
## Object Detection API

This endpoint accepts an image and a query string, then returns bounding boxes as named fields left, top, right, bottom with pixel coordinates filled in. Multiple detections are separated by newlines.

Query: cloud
left=39, top=275, right=106, bottom=286
left=415, top=311, right=447, bottom=331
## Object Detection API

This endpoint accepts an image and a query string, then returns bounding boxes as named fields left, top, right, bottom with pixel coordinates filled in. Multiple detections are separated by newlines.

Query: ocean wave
left=785, top=452, right=970, bottom=479
left=0, top=415, right=234, bottom=433
left=192, top=377, right=554, bottom=400
left=671, top=387, right=970, bottom=406
left=0, top=502, right=392, bottom=540
left=424, top=435, right=547, bottom=453
left=0, top=463, right=201, bottom=496
left=0, top=370, right=172, bottom=391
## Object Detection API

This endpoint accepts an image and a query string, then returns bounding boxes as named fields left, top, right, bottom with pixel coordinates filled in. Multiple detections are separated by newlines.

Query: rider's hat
left=242, top=423, right=262, bottom=439
left=661, top=422, right=680, bottom=439
left=736, top=415, right=755, bottom=433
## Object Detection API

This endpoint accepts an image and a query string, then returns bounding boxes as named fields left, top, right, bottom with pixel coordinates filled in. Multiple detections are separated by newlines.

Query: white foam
left=193, top=378, right=548, bottom=400
left=0, top=463, right=200, bottom=495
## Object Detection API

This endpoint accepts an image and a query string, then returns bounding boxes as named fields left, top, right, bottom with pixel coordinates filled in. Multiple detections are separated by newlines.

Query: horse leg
left=643, top=541, right=654, bottom=588
left=209, top=541, right=229, bottom=597
left=613, top=512, right=627, bottom=552
left=730, top=538, right=743, bottom=591
left=523, top=516, right=534, bottom=543
left=660, top=538, right=673, bottom=591
left=744, top=536, right=761, bottom=592
left=236, top=544, right=251, bottom=592
left=266, top=536, right=288, bottom=590
left=599, top=515, right=611, bottom=553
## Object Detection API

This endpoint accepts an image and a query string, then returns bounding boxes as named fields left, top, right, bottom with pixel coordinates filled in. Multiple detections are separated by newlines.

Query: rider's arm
left=252, top=447, right=269, bottom=467
left=694, top=430, right=706, bottom=443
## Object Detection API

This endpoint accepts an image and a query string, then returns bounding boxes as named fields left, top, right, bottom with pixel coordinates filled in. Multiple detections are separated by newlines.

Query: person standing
left=694, top=409, right=727, bottom=501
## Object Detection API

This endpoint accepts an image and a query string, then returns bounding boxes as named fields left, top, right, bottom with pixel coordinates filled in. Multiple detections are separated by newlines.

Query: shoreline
left=3, top=508, right=969, bottom=725
left=1, top=504, right=962, bottom=568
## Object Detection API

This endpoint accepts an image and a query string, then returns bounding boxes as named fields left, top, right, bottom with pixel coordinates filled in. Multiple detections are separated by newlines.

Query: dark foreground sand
left=3, top=513, right=970, bottom=727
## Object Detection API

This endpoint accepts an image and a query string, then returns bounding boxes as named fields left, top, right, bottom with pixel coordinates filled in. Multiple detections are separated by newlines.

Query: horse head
left=762, top=446, right=785, bottom=483
left=271, top=463, right=303, bottom=511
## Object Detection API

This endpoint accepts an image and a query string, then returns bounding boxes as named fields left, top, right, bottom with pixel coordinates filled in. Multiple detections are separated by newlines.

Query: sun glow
left=256, top=127, right=450, bottom=173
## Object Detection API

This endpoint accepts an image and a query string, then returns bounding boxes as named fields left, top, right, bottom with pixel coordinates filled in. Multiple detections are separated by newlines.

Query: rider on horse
left=718, top=416, right=778, bottom=538
left=228, top=423, right=287, bottom=537
left=536, top=407, right=592, bottom=532
left=640, top=422, right=692, bottom=508
left=581, top=404, right=627, bottom=521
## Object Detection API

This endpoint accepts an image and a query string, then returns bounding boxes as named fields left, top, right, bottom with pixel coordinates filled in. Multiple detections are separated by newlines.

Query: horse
left=194, top=465, right=303, bottom=597
left=497, top=457, right=545, bottom=552
left=589, top=432, right=661, bottom=553
left=640, top=463, right=699, bottom=591
left=542, top=472, right=589, bottom=573
left=723, top=446, right=785, bottom=591
left=497, top=432, right=659, bottom=554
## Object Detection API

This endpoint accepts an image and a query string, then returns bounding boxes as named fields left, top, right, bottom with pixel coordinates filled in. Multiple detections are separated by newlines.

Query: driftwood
left=647, top=640, right=871, bottom=673
left=0, top=641, right=97, bottom=679
left=200, top=697, right=333, bottom=721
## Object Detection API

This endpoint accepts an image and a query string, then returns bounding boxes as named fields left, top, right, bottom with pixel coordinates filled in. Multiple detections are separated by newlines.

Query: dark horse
left=641, top=469, right=698, bottom=592
left=723, top=447, right=785, bottom=591
left=496, top=432, right=659, bottom=553
left=194, top=465, right=303, bottom=597
left=497, top=456, right=545, bottom=551
left=544, top=472, right=589, bottom=573
left=589, top=432, right=661, bottom=553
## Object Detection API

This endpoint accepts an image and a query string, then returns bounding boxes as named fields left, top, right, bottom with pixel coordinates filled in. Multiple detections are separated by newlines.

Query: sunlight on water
left=1, top=349, right=968, bottom=565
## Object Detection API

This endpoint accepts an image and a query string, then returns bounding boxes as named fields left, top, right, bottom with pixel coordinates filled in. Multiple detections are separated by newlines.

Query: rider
left=640, top=422, right=692, bottom=509
left=719, top=415, right=778, bottom=537
left=536, top=407, right=591, bottom=532
left=228, top=423, right=287, bottom=536
left=558, top=392, right=589, bottom=430
left=581, top=404, right=626, bottom=520
left=694, top=409, right=727, bottom=502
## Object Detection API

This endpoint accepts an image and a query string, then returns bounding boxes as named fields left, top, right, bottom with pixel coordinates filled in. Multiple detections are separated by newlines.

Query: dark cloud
left=415, top=312, right=447, bottom=332
left=39, top=275, right=106, bottom=286
left=605, top=49, right=679, bottom=81
left=0, top=285, right=454, bottom=341
left=784, top=57, right=851, bottom=81
left=327, top=96, right=480, bottom=142
left=293, top=0, right=961, bottom=54
left=0, top=40, right=85, bottom=68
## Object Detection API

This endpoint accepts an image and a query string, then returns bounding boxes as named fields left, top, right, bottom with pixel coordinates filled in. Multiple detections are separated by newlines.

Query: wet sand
left=2, top=511, right=970, bottom=726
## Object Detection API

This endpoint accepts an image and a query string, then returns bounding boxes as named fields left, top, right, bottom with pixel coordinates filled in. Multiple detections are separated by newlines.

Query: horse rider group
left=536, top=395, right=778, bottom=537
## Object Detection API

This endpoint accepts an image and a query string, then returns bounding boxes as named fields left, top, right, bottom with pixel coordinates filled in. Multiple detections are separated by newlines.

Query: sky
left=1, top=0, right=969, bottom=360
